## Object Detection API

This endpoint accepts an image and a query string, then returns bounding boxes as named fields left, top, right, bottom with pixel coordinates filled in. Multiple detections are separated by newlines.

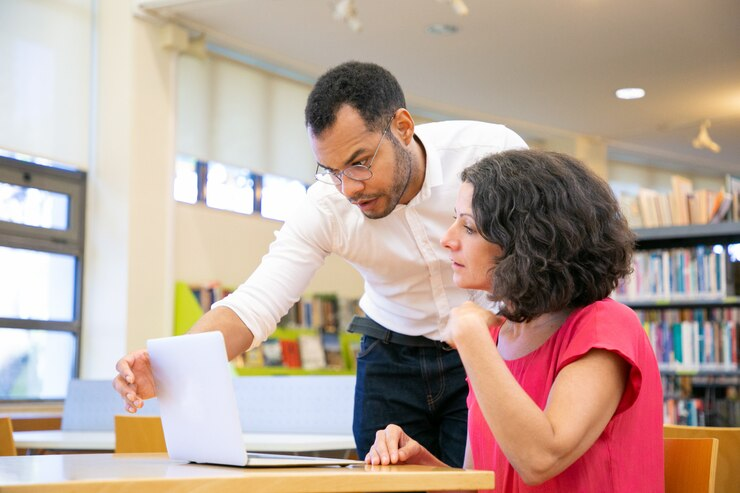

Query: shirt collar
left=408, top=128, right=443, bottom=206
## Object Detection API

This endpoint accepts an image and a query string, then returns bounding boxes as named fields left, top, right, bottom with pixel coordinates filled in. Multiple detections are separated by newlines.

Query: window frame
left=0, top=155, right=86, bottom=399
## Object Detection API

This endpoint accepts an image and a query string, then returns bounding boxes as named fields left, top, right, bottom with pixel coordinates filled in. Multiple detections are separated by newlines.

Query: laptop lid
left=147, top=331, right=361, bottom=467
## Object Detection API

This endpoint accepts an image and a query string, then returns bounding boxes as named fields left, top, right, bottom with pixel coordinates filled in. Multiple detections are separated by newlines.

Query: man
left=114, top=61, right=526, bottom=467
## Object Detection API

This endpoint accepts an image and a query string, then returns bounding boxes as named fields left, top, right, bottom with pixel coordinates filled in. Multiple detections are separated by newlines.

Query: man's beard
left=361, top=135, right=415, bottom=219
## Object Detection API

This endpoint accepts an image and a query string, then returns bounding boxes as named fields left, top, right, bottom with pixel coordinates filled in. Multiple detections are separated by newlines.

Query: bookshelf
left=633, top=222, right=740, bottom=250
left=174, top=281, right=362, bottom=376
left=615, top=223, right=740, bottom=427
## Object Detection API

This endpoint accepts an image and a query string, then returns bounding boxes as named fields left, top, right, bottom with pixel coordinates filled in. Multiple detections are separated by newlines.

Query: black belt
left=347, top=316, right=454, bottom=350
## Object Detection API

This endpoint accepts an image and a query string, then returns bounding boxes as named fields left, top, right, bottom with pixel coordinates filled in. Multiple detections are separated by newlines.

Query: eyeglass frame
left=314, top=113, right=396, bottom=186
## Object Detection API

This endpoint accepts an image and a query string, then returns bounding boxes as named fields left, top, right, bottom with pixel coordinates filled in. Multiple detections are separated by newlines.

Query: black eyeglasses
left=315, top=114, right=395, bottom=186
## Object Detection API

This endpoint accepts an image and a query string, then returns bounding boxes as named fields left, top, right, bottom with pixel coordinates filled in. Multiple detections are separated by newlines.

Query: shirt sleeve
left=556, top=300, right=647, bottom=414
left=212, top=188, right=335, bottom=350
left=502, top=125, right=529, bottom=151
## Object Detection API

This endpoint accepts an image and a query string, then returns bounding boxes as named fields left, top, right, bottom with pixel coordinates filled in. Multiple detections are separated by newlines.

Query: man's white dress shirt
left=214, top=120, right=527, bottom=349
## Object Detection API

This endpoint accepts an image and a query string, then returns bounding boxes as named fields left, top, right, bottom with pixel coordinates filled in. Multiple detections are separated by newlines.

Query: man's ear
left=393, top=108, right=415, bottom=145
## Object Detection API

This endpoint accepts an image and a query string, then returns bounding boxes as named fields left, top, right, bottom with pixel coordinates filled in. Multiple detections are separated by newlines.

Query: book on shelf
left=616, top=245, right=731, bottom=302
left=280, top=339, right=302, bottom=368
left=637, top=188, right=661, bottom=228
left=670, top=175, right=693, bottom=226
left=178, top=284, right=363, bottom=373
left=298, top=333, right=327, bottom=370
left=237, top=349, right=265, bottom=368
left=725, top=174, right=740, bottom=222
left=709, top=188, right=733, bottom=224
left=661, top=371, right=739, bottom=426
left=261, top=339, right=284, bottom=367
left=619, top=193, right=643, bottom=229
left=322, top=331, right=343, bottom=369
left=618, top=175, right=738, bottom=229
left=688, top=189, right=716, bottom=225
left=664, top=397, right=706, bottom=426
left=278, top=293, right=351, bottom=333
left=190, top=282, right=233, bottom=313
left=636, top=307, right=738, bottom=371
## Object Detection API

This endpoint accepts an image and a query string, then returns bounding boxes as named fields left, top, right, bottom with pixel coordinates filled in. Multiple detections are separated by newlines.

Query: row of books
left=614, top=246, right=732, bottom=301
left=186, top=283, right=364, bottom=372
left=278, top=294, right=363, bottom=334
left=661, top=373, right=739, bottom=426
left=664, top=398, right=706, bottom=426
left=190, top=285, right=362, bottom=335
left=636, top=308, right=738, bottom=370
left=231, top=329, right=362, bottom=371
left=234, top=331, right=325, bottom=369
left=191, top=283, right=233, bottom=313
left=618, top=173, right=740, bottom=229
left=665, top=398, right=740, bottom=427
left=709, top=399, right=740, bottom=427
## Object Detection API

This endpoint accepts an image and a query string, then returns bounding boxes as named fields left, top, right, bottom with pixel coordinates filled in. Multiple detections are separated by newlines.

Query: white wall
left=609, top=160, right=724, bottom=192
left=174, top=203, right=364, bottom=298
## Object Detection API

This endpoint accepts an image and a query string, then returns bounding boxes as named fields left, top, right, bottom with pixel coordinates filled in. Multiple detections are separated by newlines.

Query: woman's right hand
left=112, top=349, right=157, bottom=413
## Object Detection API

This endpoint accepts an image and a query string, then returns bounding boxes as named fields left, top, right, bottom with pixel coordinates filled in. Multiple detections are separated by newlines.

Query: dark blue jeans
left=352, top=334, right=468, bottom=467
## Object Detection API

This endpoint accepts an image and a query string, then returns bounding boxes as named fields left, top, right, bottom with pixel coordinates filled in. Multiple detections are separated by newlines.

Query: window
left=0, top=155, right=85, bottom=401
left=205, top=161, right=255, bottom=215
left=174, top=155, right=310, bottom=222
left=173, top=155, right=199, bottom=204
left=260, top=174, right=307, bottom=221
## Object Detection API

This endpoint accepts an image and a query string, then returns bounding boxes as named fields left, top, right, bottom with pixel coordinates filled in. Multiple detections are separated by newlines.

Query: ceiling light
left=426, top=23, right=459, bottom=35
left=692, top=119, right=721, bottom=153
left=332, top=0, right=362, bottom=33
left=437, top=0, right=469, bottom=16
left=615, top=87, right=645, bottom=100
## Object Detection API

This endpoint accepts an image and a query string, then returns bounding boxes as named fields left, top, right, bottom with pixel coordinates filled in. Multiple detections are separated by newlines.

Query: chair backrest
left=62, top=379, right=159, bottom=431
left=0, top=417, right=17, bottom=456
left=663, top=424, right=740, bottom=493
left=114, top=415, right=167, bottom=453
left=664, top=437, right=718, bottom=493
left=232, top=375, right=355, bottom=434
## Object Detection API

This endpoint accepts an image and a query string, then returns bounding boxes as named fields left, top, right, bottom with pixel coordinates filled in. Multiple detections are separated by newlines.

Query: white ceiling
left=139, top=0, right=740, bottom=177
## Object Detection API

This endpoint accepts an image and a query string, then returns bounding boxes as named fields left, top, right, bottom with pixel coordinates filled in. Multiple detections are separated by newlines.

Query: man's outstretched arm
left=112, top=306, right=254, bottom=412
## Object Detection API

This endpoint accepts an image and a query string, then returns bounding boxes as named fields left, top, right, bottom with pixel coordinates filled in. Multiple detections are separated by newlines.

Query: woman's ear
left=393, top=108, right=415, bottom=145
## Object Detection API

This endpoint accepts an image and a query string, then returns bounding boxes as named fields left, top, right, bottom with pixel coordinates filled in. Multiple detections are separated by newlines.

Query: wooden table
left=13, top=430, right=356, bottom=454
left=0, top=453, right=494, bottom=492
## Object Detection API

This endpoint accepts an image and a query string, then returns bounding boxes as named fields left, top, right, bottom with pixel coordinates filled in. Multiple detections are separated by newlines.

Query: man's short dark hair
left=305, top=61, right=406, bottom=136
left=461, top=149, right=635, bottom=323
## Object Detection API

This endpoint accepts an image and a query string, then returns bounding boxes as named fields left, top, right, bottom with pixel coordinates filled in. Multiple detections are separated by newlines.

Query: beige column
left=542, top=134, right=608, bottom=179
left=81, top=3, right=176, bottom=378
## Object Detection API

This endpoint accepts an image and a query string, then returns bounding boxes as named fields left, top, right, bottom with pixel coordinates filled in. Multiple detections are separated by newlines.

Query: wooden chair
left=664, top=424, right=740, bottom=493
left=0, top=417, right=17, bottom=456
left=664, top=437, right=718, bottom=493
left=114, top=415, right=167, bottom=453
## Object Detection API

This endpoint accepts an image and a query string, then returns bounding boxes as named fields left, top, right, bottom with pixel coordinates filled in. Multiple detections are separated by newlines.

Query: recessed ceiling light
left=426, top=23, right=459, bottom=35
left=615, top=87, right=645, bottom=100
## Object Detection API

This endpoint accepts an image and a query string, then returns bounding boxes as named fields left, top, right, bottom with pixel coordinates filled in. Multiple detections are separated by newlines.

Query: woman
left=366, top=150, right=663, bottom=492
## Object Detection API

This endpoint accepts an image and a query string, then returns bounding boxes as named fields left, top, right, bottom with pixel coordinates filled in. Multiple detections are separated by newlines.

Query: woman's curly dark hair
left=461, top=149, right=635, bottom=323
left=305, top=61, right=405, bottom=136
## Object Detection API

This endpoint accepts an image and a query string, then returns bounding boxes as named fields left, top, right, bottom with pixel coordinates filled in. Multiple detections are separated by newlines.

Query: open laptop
left=147, top=331, right=362, bottom=467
